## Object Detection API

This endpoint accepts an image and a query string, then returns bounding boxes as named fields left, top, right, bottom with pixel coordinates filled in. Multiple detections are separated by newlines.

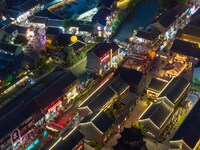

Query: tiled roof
left=34, top=70, right=77, bottom=109
left=0, top=42, right=18, bottom=54
left=1, top=9, right=21, bottom=19
left=110, top=76, right=130, bottom=95
left=140, top=100, right=173, bottom=128
left=0, top=101, right=40, bottom=139
left=159, top=76, right=190, bottom=104
left=98, top=0, right=115, bottom=8
left=92, top=111, right=114, bottom=133
left=87, top=86, right=116, bottom=112
left=148, top=78, right=169, bottom=92
left=158, top=9, right=177, bottom=28
left=136, top=25, right=161, bottom=41
left=81, top=111, right=114, bottom=133
left=35, top=9, right=61, bottom=19
left=113, top=67, right=144, bottom=87
left=46, top=27, right=62, bottom=35
left=120, top=91, right=138, bottom=106
left=28, top=16, right=48, bottom=24
left=53, top=128, right=84, bottom=150
left=0, top=68, right=77, bottom=139
left=92, top=7, right=111, bottom=26
left=46, top=19, right=64, bottom=27
left=69, top=41, right=86, bottom=52
left=3, top=24, right=17, bottom=34
left=171, top=99, right=200, bottom=149
left=18, top=0, right=40, bottom=12
left=170, top=39, right=200, bottom=58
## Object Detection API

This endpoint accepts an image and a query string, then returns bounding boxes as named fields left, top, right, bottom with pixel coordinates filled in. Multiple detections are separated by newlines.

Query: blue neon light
left=26, top=139, right=40, bottom=150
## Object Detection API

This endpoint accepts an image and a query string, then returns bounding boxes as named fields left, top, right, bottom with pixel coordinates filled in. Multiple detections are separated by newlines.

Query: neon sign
left=48, top=100, right=62, bottom=113
left=100, top=53, right=109, bottom=62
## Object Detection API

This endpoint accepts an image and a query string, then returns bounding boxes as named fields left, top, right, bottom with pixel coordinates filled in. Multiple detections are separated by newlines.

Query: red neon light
left=48, top=100, right=62, bottom=112
left=100, top=54, right=109, bottom=62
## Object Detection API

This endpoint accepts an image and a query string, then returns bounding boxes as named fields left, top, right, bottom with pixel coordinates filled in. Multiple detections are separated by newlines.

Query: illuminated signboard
left=11, top=129, right=20, bottom=144
left=100, top=53, right=109, bottom=62
left=48, top=100, right=62, bottom=113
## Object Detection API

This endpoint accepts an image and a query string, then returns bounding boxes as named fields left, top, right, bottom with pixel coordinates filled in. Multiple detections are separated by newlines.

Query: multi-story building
left=0, top=68, right=78, bottom=150
left=139, top=98, right=174, bottom=140
left=170, top=39, right=200, bottom=65
left=147, top=77, right=170, bottom=100
left=86, top=42, right=120, bottom=74
left=79, top=111, right=115, bottom=144
left=44, top=128, right=84, bottom=150
left=139, top=76, right=190, bottom=140
left=176, top=8, right=200, bottom=44
left=113, top=66, right=147, bottom=95
left=0, top=42, right=22, bottom=56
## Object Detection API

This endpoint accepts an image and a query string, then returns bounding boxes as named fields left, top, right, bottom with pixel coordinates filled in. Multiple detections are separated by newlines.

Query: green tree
left=64, top=19, right=73, bottom=30
left=6, top=75, right=13, bottom=86
left=194, top=77, right=200, bottom=85
left=14, top=35, right=28, bottom=46
left=34, top=55, right=52, bottom=77
left=66, top=47, right=76, bottom=66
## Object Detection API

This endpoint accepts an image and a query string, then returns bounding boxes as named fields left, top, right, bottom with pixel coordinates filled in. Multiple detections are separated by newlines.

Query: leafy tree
left=64, top=19, right=73, bottom=30
left=66, top=47, right=75, bottom=66
left=194, top=77, right=200, bottom=85
left=6, top=75, right=13, bottom=86
left=14, top=35, right=28, bottom=46
left=34, top=55, right=52, bottom=77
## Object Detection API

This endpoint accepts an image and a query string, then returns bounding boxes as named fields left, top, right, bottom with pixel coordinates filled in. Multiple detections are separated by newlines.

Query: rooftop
left=88, top=42, right=118, bottom=58
left=171, top=99, right=200, bottom=149
left=53, top=128, right=84, bottom=150
left=28, top=16, right=48, bottom=24
left=68, top=40, right=86, bottom=52
left=46, top=27, right=62, bottom=35
left=170, top=39, right=200, bottom=58
left=0, top=101, right=40, bottom=139
left=0, top=42, right=18, bottom=54
left=3, top=24, right=17, bottom=34
left=157, top=8, right=177, bottom=28
left=81, top=111, right=114, bottom=133
left=158, top=76, right=190, bottom=104
left=148, top=78, right=169, bottom=93
left=110, top=76, right=130, bottom=95
left=98, top=0, right=115, bottom=9
left=113, top=67, right=144, bottom=87
left=136, top=25, right=161, bottom=41
left=35, top=9, right=62, bottom=19
left=0, top=68, right=77, bottom=139
left=1, top=8, right=21, bottom=19
left=18, top=0, right=40, bottom=12
left=46, top=19, right=64, bottom=27
left=92, top=7, right=111, bottom=26
left=87, top=86, right=117, bottom=112
left=140, top=99, right=173, bottom=128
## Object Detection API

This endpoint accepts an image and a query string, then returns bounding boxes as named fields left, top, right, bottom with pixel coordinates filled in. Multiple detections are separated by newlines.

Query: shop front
left=45, top=100, right=62, bottom=122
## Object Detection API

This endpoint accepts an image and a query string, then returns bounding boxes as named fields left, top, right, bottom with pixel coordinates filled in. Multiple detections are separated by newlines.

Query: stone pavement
left=101, top=101, right=148, bottom=150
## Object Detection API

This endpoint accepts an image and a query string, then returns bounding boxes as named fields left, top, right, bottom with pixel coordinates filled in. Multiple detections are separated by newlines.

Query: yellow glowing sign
left=70, top=35, right=77, bottom=43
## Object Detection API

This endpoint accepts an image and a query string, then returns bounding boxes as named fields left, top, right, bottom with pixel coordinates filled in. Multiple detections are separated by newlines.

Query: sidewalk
left=102, top=101, right=148, bottom=150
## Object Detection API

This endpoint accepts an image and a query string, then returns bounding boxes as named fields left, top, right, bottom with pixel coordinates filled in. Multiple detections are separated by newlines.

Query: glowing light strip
left=49, top=137, right=62, bottom=150
left=48, top=100, right=62, bottom=113
left=79, top=79, right=110, bottom=107
left=62, top=127, right=77, bottom=140
left=100, top=54, right=109, bottom=62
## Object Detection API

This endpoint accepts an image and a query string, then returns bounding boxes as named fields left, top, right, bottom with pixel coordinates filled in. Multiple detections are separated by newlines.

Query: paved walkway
left=101, top=101, right=148, bottom=150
